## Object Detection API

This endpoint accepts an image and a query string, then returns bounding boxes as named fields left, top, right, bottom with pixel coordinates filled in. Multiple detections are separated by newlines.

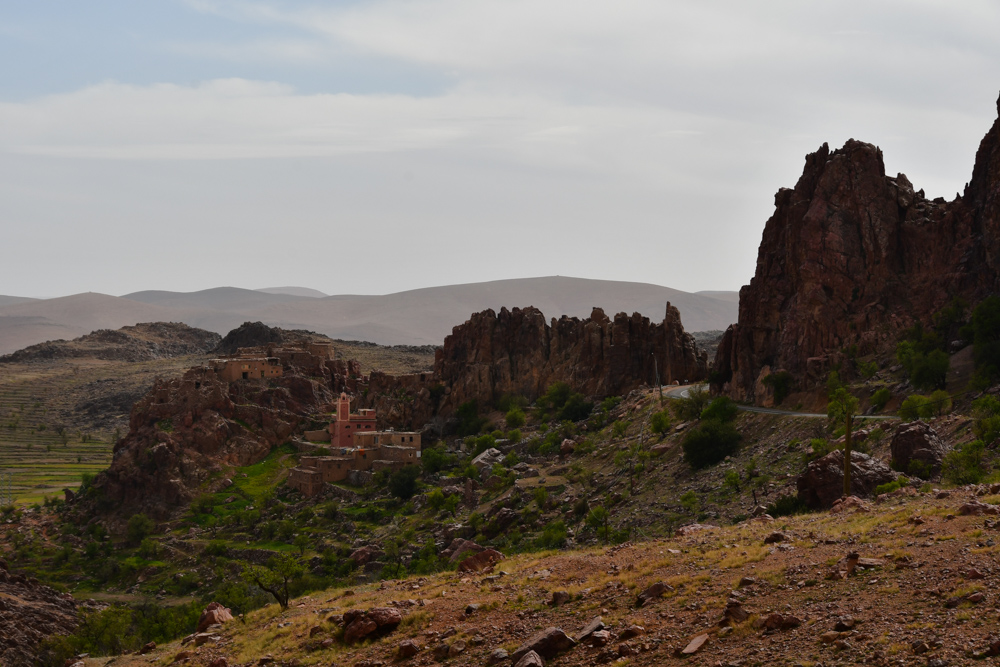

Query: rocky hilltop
left=0, top=322, right=220, bottom=364
left=365, top=304, right=707, bottom=430
left=714, top=91, right=1000, bottom=403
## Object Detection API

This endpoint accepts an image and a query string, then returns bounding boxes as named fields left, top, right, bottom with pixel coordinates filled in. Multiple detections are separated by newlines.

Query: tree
left=681, top=420, right=742, bottom=468
left=293, top=534, right=310, bottom=557
left=827, top=387, right=859, bottom=497
left=241, top=553, right=304, bottom=610
left=586, top=505, right=610, bottom=544
left=388, top=465, right=421, bottom=500
left=700, top=396, right=739, bottom=423
left=126, top=513, right=154, bottom=546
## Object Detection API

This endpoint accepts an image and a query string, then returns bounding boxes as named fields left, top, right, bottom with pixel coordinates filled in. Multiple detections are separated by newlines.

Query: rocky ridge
left=714, top=91, right=1000, bottom=404
left=0, top=322, right=221, bottom=364
left=365, top=304, right=707, bottom=430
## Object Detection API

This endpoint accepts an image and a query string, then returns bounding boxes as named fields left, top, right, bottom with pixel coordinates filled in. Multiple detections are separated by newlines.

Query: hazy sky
left=2, top=1, right=999, bottom=298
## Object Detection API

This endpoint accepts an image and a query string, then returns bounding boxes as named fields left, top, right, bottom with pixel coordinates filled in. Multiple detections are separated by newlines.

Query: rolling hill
left=0, top=277, right=738, bottom=354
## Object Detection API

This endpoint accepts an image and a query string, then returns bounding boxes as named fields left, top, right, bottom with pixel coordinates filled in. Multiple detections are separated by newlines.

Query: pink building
left=328, top=392, right=376, bottom=448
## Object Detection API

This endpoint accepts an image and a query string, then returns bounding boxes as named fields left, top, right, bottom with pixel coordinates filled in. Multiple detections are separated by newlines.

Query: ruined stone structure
left=714, top=92, right=1000, bottom=404
left=211, top=355, right=283, bottom=382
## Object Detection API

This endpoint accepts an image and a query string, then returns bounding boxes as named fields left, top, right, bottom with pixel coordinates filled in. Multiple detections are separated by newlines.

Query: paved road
left=662, top=384, right=899, bottom=420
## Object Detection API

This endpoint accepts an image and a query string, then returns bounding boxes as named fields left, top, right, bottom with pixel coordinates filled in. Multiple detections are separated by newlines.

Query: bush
left=766, top=494, right=807, bottom=517
left=421, top=446, right=455, bottom=474
left=672, top=385, right=711, bottom=421
left=506, top=428, right=522, bottom=444
left=700, top=396, right=739, bottom=423
left=762, top=371, right=793, bottom=404
left=966, top=295, right=1000, bottom=384
left=126, top=513, right=154, bottom=546
left=537, top=382, right=593, bottom=422
left=874, top=479, right=903, bottom=495
left=942, top=440, right=989, bottom=485
left=682, top=419, right=742, bottom=468
left=896, top=342, right=949, bottom=391
left=679, top=490, right=698, bottom=511
left=388, top=465, right=421, bottom=500
left=972, top=395, right=1000, bottom=445
left=649, top=410, right=672, bottom=435
left=535, top=520, right=568, bottom=550
left=899, top=394, right=934, bottom=421
left=456, top=400, right=489, bottom=436
left=505, top=407, right=526, bottom=430
left=929, top=389, right=952, bottom=416
left=871, top=387, right=891, bottom=412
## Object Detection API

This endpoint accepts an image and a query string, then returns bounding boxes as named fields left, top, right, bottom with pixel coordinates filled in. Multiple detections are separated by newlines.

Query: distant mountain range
left=0, top=277, right=738, bottom=355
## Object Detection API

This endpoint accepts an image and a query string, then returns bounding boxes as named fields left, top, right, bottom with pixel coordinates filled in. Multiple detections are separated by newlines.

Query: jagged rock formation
left=0, top=558, right=81, bottom=667
left=82, top=367, right=337, bottom=521
left=0, top=322, right=220, bottom=363
left=714, top=92, right=1000, bottom=404
left=214, top=321, right=285, bottom=355
left=364, top=304, right=707, bottom=430
left=797, top=450, right=896, bottom=509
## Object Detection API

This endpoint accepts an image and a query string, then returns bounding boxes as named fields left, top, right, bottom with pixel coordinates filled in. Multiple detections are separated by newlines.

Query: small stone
left=551, top=590, right=571, bottom=607
left=589, top=630, right=611, bottom=647
left=620, top=625, right=644, bottom=640
left=465, top=603, right=480, bottom=615
left=763, top=531, right=787, bottom=544
left=487, top=648, right=508, bottom=664
left=397, top=640, right=420, bottom=659
left=833, top=616, right=856, bottom=631
left=681, top=633, right=709, bottom=655
left=738, top=576, right=756, bottom=587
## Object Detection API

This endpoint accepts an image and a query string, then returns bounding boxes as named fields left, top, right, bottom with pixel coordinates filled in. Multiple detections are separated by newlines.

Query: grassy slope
left=102, top=488, right=1000, bottom=667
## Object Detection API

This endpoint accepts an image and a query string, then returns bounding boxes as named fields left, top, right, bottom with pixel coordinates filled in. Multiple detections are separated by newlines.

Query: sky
left=1, top=1, right=999, bottom=299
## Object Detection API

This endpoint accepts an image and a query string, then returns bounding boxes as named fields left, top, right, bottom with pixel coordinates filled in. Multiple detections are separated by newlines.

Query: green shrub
left=682, top=419, right=741, bottom=468
left=497, top=393, right=528, bottom=413
left=505, top=407, right=526, bottom=430
left=907, top=459, right=932, bottom=480
left=388, top=465, right=421, bottom=500
left=762, top=371, right=793, bottom=404
left=455, top=400, right=488, bottom=436
left=679, top=490, right=699, bottom=511
left=585, top=506, right=610, bottom=543
left=126, top=513, right=154, bottom=546
left=506, top=428, right=522, bottom=443
left=874, top=479, right=903, bottom=495
left=203, top=541, right=228, bottom=558
left=535, top=520, right=568, bottom=549
left=899, top=394, right=934, bottom=421
left=965, top=295, right=1000, bottom=385
left=972, top=395, right=1000, bottom=445
left=942, top=440, right=989, bottom=485
left=896, top=342, right=949, bottom=391
left=672, top=386, right=711, bottom=421
left=611, top=420, right=628, bottom=439
left=723, top=469, right=741, bottom=492
left=649, top=410, right=672, bottom=435
left=803, top=438, right=834, bottom=462
left=421, top=446, right=455, bottom=474
left=857, top=360, right=879, bottom=379
left=700, top=396, right=739, bottom=423
left=928, top=389, right=952, bottom=416
left=871, top=387, right=891, bottom=412
left=766, top=494, right=807, bottom=517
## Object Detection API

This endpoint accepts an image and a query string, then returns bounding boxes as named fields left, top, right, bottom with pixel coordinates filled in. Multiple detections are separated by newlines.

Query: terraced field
left=0, top=356, right=206, bottom=505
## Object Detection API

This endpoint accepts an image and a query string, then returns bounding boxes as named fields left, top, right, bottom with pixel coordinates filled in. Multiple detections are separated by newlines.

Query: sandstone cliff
left=714, top=92, right=1000, bottom=404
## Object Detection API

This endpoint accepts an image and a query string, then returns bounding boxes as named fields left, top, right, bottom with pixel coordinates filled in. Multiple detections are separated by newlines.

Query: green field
left=0, top=357, right=202, bottom=506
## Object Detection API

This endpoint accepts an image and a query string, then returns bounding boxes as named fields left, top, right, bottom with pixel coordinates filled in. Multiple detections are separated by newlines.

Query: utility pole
left=651, top=353, right=663, bottom=405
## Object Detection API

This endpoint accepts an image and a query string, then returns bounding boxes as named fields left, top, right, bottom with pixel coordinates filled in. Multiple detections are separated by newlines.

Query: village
left=207, top=342, right=422, bottom=498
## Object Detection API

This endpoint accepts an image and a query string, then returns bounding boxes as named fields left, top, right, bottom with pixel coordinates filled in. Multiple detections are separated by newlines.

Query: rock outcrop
left=797, top=450, right=896, bottom=509
left=83, top=366, right=333, bottom=521
left=365, top=304, right=707, bottom=429
left=890, top=421, right=948, bottom=478
left=714, top=91, right=1000, bottom=403
left=0, top=322, right=221, bottom=363
left=0, top=559, right=81, bottom=667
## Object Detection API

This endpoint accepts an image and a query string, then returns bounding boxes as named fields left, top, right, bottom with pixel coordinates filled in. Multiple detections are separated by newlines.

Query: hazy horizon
left=2, top=2, right=999, bottom=298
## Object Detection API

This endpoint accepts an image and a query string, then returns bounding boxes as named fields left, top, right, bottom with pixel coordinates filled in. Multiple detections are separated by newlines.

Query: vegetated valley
left=5, top=93, right=1000, bottom=667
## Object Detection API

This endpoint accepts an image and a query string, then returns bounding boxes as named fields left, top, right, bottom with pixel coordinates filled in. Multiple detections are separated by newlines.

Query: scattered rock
left=511, top=627, right=576, bottom=663
left=636, top=581, right=672, bottom=607
left=680, top=633, right=709, bottom=655
left=620, top=625, right=644, bottom=640
left=551, top=591, right=571, bottom=607
left=513, top=650, right=545, bottom=667
left=763, top=531, right=787, bottom=544
left=458, top=549, right=504, bottom=572
left=575, top=616, right=605, bottom=643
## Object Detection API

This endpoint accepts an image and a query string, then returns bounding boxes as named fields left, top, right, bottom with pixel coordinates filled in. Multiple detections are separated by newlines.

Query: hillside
left=0, top=277, right=738, bottom=354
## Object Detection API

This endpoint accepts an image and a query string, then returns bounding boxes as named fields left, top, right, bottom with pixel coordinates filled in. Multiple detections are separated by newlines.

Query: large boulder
left=196, top=602, right=233, bottom=633
left=472, top=448, right=504, bottom=471
left=797, top=450, right=896, bottom=509
left=890, top=421, right=947, bottom=477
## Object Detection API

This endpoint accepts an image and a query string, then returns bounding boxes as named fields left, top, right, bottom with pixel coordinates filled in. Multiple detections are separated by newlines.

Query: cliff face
left=363, top=304, right=707, bottom=430
left=436, top=304, right=706, bottom=409
left=714, top=93, right=1000, bottom=404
